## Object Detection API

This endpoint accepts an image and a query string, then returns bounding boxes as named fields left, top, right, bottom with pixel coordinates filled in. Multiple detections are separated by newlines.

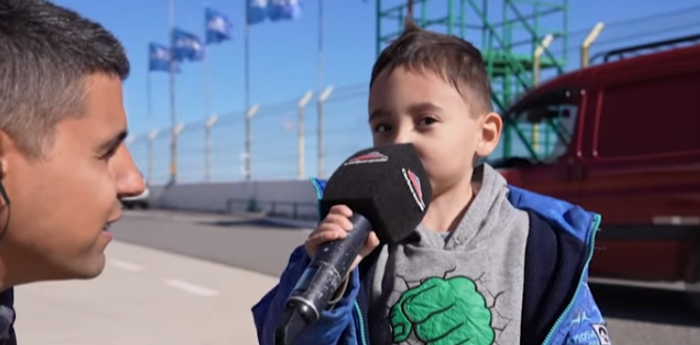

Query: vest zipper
left=541, top=213, right=602, bottom=345
left=353, top=301, right=369, bottom=345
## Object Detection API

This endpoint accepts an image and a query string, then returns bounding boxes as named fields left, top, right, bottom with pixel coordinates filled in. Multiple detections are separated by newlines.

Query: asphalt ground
left=14, top=210, right=700, bottom=344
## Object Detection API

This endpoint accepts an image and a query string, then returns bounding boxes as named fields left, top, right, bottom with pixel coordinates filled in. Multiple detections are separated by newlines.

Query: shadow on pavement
left=591, top=283, right=700, bottom=327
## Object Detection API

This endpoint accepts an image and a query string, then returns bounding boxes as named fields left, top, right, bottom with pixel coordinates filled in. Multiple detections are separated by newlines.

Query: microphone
left=274, top=143, right=433, bottom=345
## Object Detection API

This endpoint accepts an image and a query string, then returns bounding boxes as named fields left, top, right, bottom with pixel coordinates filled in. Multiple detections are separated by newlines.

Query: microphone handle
left=275, top=213, right=371, bottom=345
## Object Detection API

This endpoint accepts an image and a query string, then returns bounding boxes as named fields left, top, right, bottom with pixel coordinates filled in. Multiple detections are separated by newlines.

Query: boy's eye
left=373, top=124, right=391, bottom=133
left=418, top=117, right=437, bottom=126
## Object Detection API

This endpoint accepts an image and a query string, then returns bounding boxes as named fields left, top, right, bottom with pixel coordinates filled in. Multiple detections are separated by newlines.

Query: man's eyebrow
left=99, top=129, right=128, bottom=152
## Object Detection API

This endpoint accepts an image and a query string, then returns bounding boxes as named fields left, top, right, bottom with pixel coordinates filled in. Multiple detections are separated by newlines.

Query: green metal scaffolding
left=375, top=0, right=569, bottom=160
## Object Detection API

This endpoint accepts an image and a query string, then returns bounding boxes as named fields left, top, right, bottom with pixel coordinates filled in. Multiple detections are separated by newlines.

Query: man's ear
left=0, top=130, right=11, bottom=207
left=476, top=112, right=502, bottom=157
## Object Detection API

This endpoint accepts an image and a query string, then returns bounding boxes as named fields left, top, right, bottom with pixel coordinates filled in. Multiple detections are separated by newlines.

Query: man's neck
left=0, top=259, right=10, bottom=293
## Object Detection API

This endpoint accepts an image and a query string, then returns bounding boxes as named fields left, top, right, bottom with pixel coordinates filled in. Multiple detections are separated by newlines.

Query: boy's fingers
left=360, top=232, right=380, bottom=258
left=367, top=232, right=379, bottom=247
left=313, top=229, right=346, bottom=242
left=323, top=213, right=354, bottom=231
left=313, top=222, right=349, bottom=237
left=307, top=230, right=345, bottom=246
left=305, top=227, right=347, bottom=256
left=328, top=204, right=353, bottom=218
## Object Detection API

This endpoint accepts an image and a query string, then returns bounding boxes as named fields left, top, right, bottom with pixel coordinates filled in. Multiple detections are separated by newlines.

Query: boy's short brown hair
left=370, top=19, right=493, bottom=114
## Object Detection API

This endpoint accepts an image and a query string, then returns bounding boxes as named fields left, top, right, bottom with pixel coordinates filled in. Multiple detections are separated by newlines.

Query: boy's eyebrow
left=406, top=102, right=442, bottom=115
left=369, top=102, right=442, bottom=122
left=368, top=108, right=391, bottom=122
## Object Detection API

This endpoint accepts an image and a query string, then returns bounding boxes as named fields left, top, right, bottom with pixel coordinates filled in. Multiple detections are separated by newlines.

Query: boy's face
left=368, top=67, right=501, bottom=195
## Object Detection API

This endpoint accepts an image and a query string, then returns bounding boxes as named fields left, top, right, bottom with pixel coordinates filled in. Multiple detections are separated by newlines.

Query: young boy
left=252, top=21, right=611, bottom=345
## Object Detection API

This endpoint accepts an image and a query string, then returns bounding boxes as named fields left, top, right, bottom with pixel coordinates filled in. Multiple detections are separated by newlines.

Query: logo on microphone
left=402, top=168, right=425, bottom=211
left=343, top=151, right=388, bottom=166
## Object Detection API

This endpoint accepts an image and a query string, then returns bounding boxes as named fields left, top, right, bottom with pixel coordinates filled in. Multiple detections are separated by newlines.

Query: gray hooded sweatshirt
left=369, top=164, right=530, bottom=345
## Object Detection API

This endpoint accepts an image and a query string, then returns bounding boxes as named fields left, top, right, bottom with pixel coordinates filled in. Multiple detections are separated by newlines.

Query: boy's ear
left=476, top=112, right=502, bottom=157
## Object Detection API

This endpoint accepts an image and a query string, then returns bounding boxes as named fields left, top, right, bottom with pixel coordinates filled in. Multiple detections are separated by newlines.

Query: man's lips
left=103, top=215, right=122, bottom=232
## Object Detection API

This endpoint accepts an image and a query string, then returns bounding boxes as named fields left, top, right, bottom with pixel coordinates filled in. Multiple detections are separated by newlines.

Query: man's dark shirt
left=0, top=289, right=16, bottom=345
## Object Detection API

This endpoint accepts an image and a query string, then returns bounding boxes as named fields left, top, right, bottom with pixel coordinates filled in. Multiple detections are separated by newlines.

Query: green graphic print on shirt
left=389, top=275, right=496, bottom=345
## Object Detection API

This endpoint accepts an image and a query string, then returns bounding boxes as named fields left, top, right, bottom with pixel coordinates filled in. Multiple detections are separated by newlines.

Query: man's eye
left=99, top=147, right=118, bottom=160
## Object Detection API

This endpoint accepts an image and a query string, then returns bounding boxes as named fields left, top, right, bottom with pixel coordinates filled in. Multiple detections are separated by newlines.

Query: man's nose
left=118, top=171, right=146, bottom=199
left=117, top=150, right=146, bottom=198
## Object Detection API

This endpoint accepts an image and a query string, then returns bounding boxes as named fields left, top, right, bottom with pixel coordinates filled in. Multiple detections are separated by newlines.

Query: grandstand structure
left=375, top=0, right=570, bottom=160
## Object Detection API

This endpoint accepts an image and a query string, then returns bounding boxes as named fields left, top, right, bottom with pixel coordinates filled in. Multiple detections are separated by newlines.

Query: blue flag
left=247, top=0, right=268, bottom=25
left=148, top=42, right=178, bottom=73
left=247, top=0, right=302, bottom=24
left=172, top=28, right=204, bottom=62
left=267, top=0, right=302, bottom=21
left=205, top=7, right=233, bottom=44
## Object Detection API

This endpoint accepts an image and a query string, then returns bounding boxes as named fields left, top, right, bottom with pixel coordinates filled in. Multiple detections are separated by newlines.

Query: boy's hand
left=305, top=205, right=380, bottom=274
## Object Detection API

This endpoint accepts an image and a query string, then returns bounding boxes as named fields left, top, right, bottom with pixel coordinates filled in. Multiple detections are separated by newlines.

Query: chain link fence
left=128, top=5, right=700, bottom=184
left=129, top=83, right=371, bottom=184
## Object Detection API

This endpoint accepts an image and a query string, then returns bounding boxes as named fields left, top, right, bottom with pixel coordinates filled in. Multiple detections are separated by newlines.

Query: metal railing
left=128, top=83, right=370, bottom=185
left=126, top=6, right=700, bottom=185
left=225, top=198, right=319, bottom=221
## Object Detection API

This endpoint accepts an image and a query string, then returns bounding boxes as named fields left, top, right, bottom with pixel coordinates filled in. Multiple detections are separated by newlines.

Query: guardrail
left=226, top=198, right=319, bottom=221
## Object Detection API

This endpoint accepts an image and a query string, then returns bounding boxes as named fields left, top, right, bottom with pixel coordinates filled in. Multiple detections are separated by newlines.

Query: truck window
left=544, top=104, right=578, bottom=162
left=499, top=88, right=582, bottom=166
left=595, top=72, right=699, bottom=159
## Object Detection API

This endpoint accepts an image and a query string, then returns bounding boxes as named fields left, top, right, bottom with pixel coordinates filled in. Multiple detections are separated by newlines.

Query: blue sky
left=51, top=0, right=700, bottom=183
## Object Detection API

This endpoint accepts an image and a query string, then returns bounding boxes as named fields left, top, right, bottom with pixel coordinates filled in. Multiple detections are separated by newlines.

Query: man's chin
left=65, top=253, right=107, bottom=280
left=11, top=250, right=107, bottom=287
left=81, top=256, right=107, bottom=279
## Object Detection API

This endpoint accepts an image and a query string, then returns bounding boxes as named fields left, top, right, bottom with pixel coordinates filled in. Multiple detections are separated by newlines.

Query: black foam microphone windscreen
left=320, top=142, right=432, bottom=244
left=275, top=143, right=432, bottom=345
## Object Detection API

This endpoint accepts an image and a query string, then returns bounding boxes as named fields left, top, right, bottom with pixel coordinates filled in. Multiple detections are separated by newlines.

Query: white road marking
left=16, top=241, right=276, bottom=345
left=108, top=259, right=145, bottom=272
left=163, top=278, right=221, bottom=297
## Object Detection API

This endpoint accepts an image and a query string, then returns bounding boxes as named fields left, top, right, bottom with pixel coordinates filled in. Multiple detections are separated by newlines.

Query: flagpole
left=203, top=46, right=211, bottom=119
left=243, top=2, right=252, bottom=181
left=147, top=70, right=152, bottom=118
left=317, top=0, right=324, bottom=94
left=316, top=0, right=324, bottom=178
left=168, top=0, right=178, bottom=183
left=203, top=44, right=213, bottom=182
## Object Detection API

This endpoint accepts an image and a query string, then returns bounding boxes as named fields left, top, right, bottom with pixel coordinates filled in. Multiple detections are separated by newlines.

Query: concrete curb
left=260, top=217, right=317, bottom=230
left=126, top=208, right=318, bottom=231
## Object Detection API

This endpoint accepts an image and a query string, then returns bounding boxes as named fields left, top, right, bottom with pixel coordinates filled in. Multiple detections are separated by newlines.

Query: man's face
left=0, top=73, right=145, bottom=285
left=368, top=67, right=500, bottom=195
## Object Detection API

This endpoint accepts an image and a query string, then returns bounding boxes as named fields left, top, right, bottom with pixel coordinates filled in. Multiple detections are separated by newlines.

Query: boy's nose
left=390, top=132, right=413, bottom=145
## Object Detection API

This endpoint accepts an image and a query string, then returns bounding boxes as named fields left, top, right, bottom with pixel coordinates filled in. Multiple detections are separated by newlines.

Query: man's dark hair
left=370, top=19, right=493, bottom=114
left=0, top=0, right=130, bottom=158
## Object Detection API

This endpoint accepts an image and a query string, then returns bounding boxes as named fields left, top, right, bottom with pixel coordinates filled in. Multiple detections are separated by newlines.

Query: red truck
left=493, top=34, right=700, bottom=309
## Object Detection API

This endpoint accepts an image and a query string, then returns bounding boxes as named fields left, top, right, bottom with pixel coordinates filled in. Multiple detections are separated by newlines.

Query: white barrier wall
left=149, top=179, right=323, bottom=219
